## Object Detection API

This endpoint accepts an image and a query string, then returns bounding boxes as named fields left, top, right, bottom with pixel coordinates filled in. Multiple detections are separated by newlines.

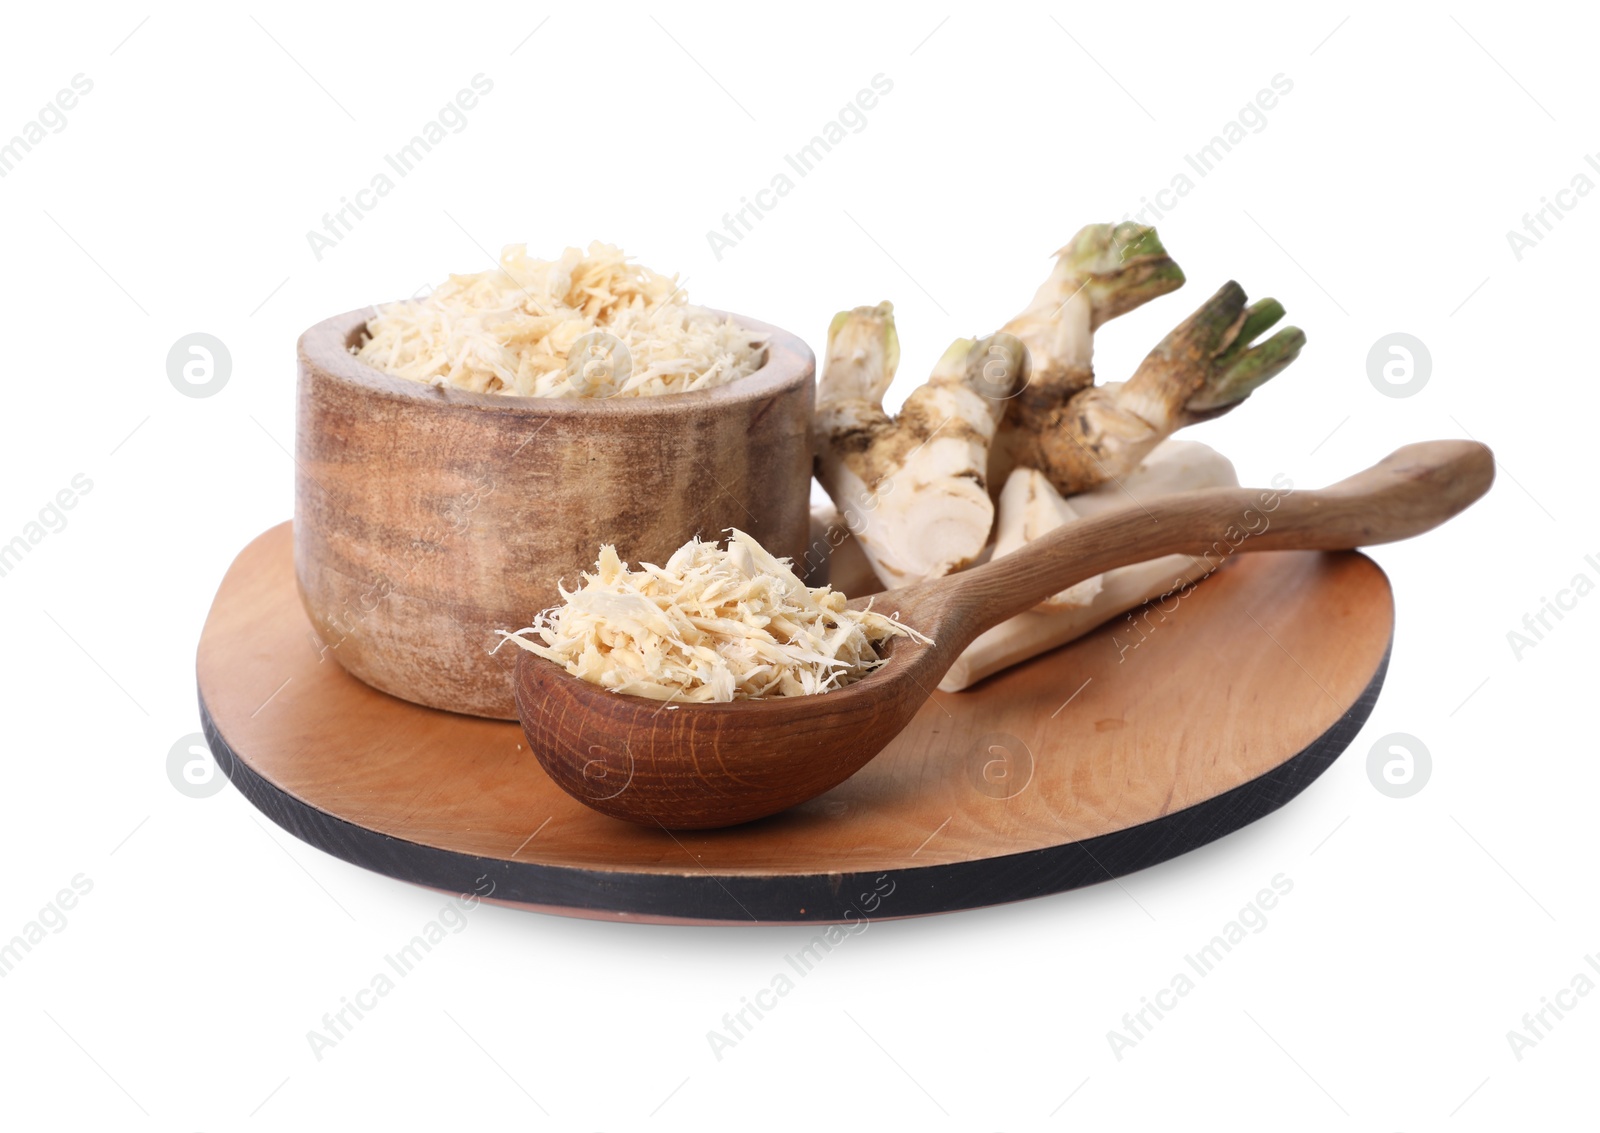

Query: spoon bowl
left=515, top=439, right=1494, bottom=828
left=517, top=624, right=950, bottom=829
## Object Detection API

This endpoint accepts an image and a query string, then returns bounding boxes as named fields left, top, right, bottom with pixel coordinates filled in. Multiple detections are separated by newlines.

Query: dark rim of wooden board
left=199, top=525, right=1392, bottom=925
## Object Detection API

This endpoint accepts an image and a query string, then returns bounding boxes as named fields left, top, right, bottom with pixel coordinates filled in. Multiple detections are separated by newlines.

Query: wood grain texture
left=199, top=523, right=1393, bottom=924
left=294, top=306, right=815, bottom=720
left=515, top=440, right=1489, bottom=828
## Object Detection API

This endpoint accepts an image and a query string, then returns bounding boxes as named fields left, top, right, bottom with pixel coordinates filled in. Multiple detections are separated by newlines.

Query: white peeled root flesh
left=860, top=348, right=1006, bottom=585
left=814, top=324, right=1023, bottom=589
left=813, top=460, right=990, bottom=590
left=992, top=468, right=1103, bottom=609
left=940, top=439, right=1238, bottom=692
left=862, top=458, right=995, bottom=586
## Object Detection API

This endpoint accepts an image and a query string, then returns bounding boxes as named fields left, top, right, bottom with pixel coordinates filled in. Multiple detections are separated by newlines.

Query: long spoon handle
left=897, top=440, right=1494, bottom=645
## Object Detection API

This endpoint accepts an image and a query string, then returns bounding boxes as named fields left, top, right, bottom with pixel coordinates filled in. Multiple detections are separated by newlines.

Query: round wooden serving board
left=198, top=524, right=1392, bottom=925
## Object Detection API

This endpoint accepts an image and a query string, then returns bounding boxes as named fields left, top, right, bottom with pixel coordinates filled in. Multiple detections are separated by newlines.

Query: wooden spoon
left=514, top=440, right=1493, bottom=829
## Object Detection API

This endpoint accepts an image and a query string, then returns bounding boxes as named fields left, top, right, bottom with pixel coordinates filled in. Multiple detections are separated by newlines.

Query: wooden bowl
left=293, top=306, right=815, bottom=719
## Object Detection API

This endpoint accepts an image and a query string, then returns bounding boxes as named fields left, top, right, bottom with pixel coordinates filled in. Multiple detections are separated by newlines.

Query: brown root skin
left=1008, top=281, right=1305, bottom=497
left=1009, top=357, right=1093, bottom=425
left=815, top=309, right=1028, bottom=586
left=820, top=328, right=1027, bottom=494
left=844, top=405, right=990, bottom=493
left=817, top=229, right=1304, bottom=585
left=1007, top=385, right=1150, bottom=496
left=1000, top=222, right=1185, bottom=406
left=990, top=223, right=1185, bottom=495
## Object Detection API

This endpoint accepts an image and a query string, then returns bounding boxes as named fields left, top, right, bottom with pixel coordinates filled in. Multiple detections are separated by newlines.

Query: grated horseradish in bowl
left=293, top=243, right=814, bottom=719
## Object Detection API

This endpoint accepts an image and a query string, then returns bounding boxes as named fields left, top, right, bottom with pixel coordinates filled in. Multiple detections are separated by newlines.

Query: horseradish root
left=814, top=301, right=1027, bottom=588
left=496, top=529, right=928, bottom=703
left=988, top=223, right=1185, bottom=489
left=990, top=468, right=1104, bottom=610
left=941, top=440, right=1239, bottom=691
left=998, top=226, right=1183, bottom=411
left=801, top=224, right=1304, bottom=687
left=357, top=242, right=766, bottom=398
left=1001, top=280, right=1304, bottom=496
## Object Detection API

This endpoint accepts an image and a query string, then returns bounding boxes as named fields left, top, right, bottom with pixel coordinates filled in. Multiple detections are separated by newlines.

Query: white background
left=1, top=2, right=1594, bottom=1128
